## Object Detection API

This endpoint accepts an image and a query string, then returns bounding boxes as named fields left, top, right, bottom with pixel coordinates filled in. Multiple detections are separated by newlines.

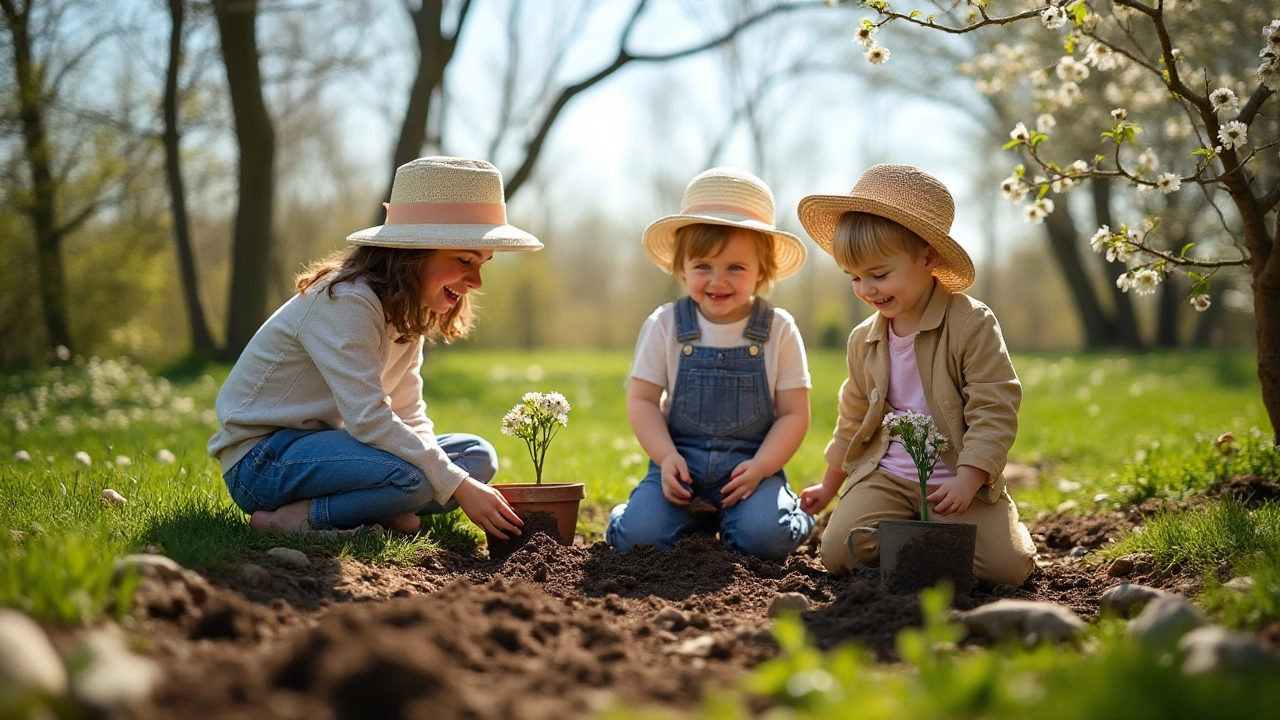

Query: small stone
left=74, top=451, right=92, bottom=466
left=113, top=554, right=183, bottom=582
left=1179, top=625, right=1279, bottom=676
left=1126, top=595, right=1207, bottom=648
left=235, top=563, right=271, bottom=589
left=1055, top=499, right=1078, bottom=513
left=13, top=450, right=31, bottom=463
left=0, top=609, right=68, bottom=698
left=654, top=606, right=687, bottom=632
left=957, top=599, right=1085, bottom=646
left=1100, top=583, right=1169, bottom=616
left=156, top=449, right=176, bottom=464
left=674, top=635, right=716, bottom=657
left=100, top=488, right=127, bottom=506
left=266, top=547, right=311, bottom=568
left=1222, top=576, right=1255, bottom=593
left=767, top=592, right=811, bottom=618
left=70, top=627, right=160, bottom=713
left=1107, top=556, right=1135, bottom=577
left=1068, top=546, right=1088, bottom=558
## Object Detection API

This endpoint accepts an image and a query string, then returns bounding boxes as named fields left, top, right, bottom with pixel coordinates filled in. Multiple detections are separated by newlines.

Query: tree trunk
left=1252, top=218, right=1280, bottom=442
left=1154, top=273, right=1181, bottom=348
left=215, top=0, right=276, bottom=360
left=1042, top=201, right=1113, bottom=349
left=1091, top=178, right=1142, bottom=348
left=3, top=0, right=72, bottom=353
left=379, top=0, right=467, bottom=222
left=165, top=0, right=217, bottom=356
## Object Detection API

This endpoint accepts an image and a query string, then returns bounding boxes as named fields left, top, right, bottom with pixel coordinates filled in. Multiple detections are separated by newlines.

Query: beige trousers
left=820, top=470, right=1038, bottom=587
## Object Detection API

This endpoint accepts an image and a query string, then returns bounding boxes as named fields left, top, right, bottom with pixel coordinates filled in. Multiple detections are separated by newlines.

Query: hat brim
left=346, top=222, right=543, bottom=251
left=797, top=195, right=974, bottom=292
left=641, top=212, right=807, bottom=281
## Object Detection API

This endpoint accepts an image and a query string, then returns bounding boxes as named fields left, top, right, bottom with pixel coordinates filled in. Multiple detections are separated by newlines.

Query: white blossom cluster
left=854, top=21, right=890, bottom=65
left=500, top=391, right=571, bottom=484
left=2, top=353, right=208, bottom=435
left=1260, top=19, right=1280, bottom=91
left=882, top=411, right=947, bottom=478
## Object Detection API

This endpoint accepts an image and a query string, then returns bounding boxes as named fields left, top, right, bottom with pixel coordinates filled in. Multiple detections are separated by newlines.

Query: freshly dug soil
left=487, top=511, right=564, bottom=560
left=122, top=508, right=1218, bottom=718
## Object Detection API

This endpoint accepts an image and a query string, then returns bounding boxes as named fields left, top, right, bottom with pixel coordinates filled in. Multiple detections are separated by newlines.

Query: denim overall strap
left=674, top=296, right=701, bottom=343
left=743, top=297, right=774, bottom=343
left=667, top=298, right=775, bottom=445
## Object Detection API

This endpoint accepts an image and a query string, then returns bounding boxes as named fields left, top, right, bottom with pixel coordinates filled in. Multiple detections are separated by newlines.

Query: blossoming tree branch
left=830, top=0, right=1280, bottom=440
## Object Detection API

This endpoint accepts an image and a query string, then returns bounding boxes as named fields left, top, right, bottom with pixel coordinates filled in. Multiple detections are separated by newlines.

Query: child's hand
left=925, top=468, right=987, bottom=516
left=660, top=452, right=693, bottom=505
left=799, top=483, right=837, bottom=515
left=454, top=477, right=524, bottom=539
left=721, top=459, right=766, bottom=507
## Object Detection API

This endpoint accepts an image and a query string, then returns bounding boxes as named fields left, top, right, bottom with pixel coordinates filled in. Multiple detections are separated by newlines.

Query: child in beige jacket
left=796, top=164, right=1038, bottom=587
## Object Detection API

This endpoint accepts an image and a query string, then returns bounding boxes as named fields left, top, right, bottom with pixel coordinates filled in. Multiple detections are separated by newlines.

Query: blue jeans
left=606, top=454, right=814, bottom=564
left=223, top=428, right=497, bottom=530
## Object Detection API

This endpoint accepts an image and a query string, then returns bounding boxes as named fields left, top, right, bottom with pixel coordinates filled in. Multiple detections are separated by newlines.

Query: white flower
left=854, top=25, right=875, bottom=47
left=1090, top=226, right=1111, bottom=254
left=74, top=451, right=91, bottom=466
left=1264, top=20, right=1280, bottom=50
left=1156, top=173, right=1181, bottom=194
left=14, top=450, right=31, bottom=462
left=1009, top=122, right=1030, bottom=143
left=1036, top=113, right=1057, bottom=133
left=1111, top=107, right=1128, bottom=121
left=1057, top=81, right=1081, bottom=106
left=1000, top=175, right=1030, bottom=202
left=1259, top=61, right=1280, bottom=92
left=55, top=345, right=71, bottom=362
left=1209, top=87, right=1238, bottom=113
left=156, top=449, right=176, bottom=464
left=1217, top=120, right=1248, bottom=150
left=1023, top=198, right=1054, bottom=224
left=1068, top=159, right=1089, bottom=175
left=1041, top=5, right=1066, bottom=30
left=115, top=455, right=132, bottom=467
left=1136, top=149, right=1159, bottom=173
left=1084, top=41, right=1121, bottom=71
left=1127, top=267, right=1161, bottom=296
left=1191, top=294, right=1212, bottom=312
left=864, top=44, right=890, bottom=65
left=1056, top=56, right=1089, bottom=82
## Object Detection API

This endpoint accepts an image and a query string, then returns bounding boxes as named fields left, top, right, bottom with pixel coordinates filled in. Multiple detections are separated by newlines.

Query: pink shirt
left=876, top=324, right=956, bottom=486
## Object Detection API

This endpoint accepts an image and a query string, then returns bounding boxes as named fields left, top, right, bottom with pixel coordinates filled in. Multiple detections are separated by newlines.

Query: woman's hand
left=453, top=477, right=524, bottom=539
left=660, top=452, right=693, bottom=505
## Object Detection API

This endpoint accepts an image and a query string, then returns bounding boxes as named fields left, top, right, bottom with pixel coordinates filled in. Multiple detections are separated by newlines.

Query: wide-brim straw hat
left=797, top=164, right=975, bottom=292
left=642, top=167, right=806, bottom=281
left=347, top=157, right=542, bottom=251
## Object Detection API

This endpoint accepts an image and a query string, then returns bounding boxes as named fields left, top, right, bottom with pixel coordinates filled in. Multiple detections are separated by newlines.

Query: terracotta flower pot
left=486, top=482, right=585, bottom=559
left=846, top=519, right=977, bottom=595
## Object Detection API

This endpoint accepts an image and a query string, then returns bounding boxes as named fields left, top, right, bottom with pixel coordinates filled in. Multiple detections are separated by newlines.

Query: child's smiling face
left=677, top=228, right=764, bottom=324
left=419, top=249, right=493, bottom=314
left=844, top=246, right=940, bottom=334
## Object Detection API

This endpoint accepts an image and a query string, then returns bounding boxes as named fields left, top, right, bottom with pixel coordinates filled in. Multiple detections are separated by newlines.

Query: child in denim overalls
left=606, top=168, right=815, bottom=563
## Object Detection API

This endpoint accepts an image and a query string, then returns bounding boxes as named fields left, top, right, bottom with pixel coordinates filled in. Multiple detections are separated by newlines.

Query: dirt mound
left=1030, top=512, right=1128, bottom=551
left=1220, top=475, right=1280, bottom=508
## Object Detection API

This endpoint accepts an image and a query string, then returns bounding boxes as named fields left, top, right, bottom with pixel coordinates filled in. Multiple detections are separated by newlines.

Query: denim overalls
left=606, top=297, right=814, bottom=562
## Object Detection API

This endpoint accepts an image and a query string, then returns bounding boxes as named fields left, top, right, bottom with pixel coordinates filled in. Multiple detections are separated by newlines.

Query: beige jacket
left=824, top=284, right=1020, bottom=504
left=207, top=277, right=469, bottom=505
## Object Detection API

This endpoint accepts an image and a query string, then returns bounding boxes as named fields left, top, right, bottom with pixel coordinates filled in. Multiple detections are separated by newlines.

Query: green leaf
left=1180, top=243, right=1194, bottom=258
left=909, top=10, right=921, bottom=18
left=1003, top=138, right=1023, bottom=150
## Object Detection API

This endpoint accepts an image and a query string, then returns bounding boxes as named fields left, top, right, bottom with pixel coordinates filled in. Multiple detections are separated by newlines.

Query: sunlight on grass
left=1106, top=500, right=1280, bottom=573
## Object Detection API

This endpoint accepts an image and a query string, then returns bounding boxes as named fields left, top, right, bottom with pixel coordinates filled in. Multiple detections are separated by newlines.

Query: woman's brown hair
left=296, top=246, right=474, bottom=343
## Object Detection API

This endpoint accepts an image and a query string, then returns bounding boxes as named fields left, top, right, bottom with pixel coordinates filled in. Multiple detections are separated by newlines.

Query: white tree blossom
left=1209, top=87, right=1239, bottom=112
left=501, top=391, right=571, bottom=484
left=1217, top=120, right=1249, bottom=150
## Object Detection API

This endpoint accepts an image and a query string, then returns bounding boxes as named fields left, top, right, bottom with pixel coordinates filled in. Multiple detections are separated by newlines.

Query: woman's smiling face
left=419, top=249, right=493, bottom=314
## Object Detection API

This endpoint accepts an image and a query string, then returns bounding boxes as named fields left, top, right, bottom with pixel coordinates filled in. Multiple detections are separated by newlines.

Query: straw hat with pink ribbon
left=347, top=157, right=542, bottom=251
left=642, top=167, right=806, bottom=281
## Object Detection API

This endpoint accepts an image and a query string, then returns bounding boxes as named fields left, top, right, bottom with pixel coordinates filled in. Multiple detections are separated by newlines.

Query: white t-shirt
left=629, top=301, right=811, bottom=415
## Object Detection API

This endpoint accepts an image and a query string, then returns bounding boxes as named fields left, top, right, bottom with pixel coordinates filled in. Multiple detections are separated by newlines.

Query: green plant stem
left=918, top=467, right=930, bottom=522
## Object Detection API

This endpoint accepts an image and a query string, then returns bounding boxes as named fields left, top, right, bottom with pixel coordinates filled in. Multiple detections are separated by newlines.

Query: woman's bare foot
left=377, top=512, right=421, bottom=535
left=250, top=499, right=313, bottom=534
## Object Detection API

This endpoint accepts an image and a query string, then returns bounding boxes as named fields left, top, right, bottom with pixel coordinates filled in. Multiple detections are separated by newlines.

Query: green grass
left=1105, top=500, right=1280, bottom=573
left=0, top=348, right=1274, bottom=625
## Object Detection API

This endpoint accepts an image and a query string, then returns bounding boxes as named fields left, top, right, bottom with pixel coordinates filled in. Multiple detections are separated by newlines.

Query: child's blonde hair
left=831, top=212, right=930, bottom=272
left=296, top=246, right=474, bottom=343
left=670, top=223, right=777, bottom=292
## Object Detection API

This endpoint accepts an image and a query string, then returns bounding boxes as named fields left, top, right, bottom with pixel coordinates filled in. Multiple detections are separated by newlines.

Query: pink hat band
left=382, top=201, right=507, bottom=225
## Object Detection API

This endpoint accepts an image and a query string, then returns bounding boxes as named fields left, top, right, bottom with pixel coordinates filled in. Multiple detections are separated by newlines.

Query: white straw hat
left=642, top=167, right=806, bottom=281
left=797, top=164, right=975, bottom=292
left=347, top=157, right=542, bottom=251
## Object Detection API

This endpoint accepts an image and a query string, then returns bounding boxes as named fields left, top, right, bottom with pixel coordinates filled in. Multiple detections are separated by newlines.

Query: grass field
left=0, top=348, right=1274, bottom=623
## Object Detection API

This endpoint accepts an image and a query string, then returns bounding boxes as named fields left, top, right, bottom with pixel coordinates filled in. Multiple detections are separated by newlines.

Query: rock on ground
left=957, top=599, right=1085, bottom=646
left=0, top=609, right=67, bottom=698
left=71, top=627, right=160, bottom=713
left=266, top=547, right=311, bottom=568
left=1126, top=595, right=1207, bottom=648
left=767, top=592, right=811, bottom=618
left=1099, top=582, right=1170, bottom=617
left=1178, top=625, right=1280, bottom=676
